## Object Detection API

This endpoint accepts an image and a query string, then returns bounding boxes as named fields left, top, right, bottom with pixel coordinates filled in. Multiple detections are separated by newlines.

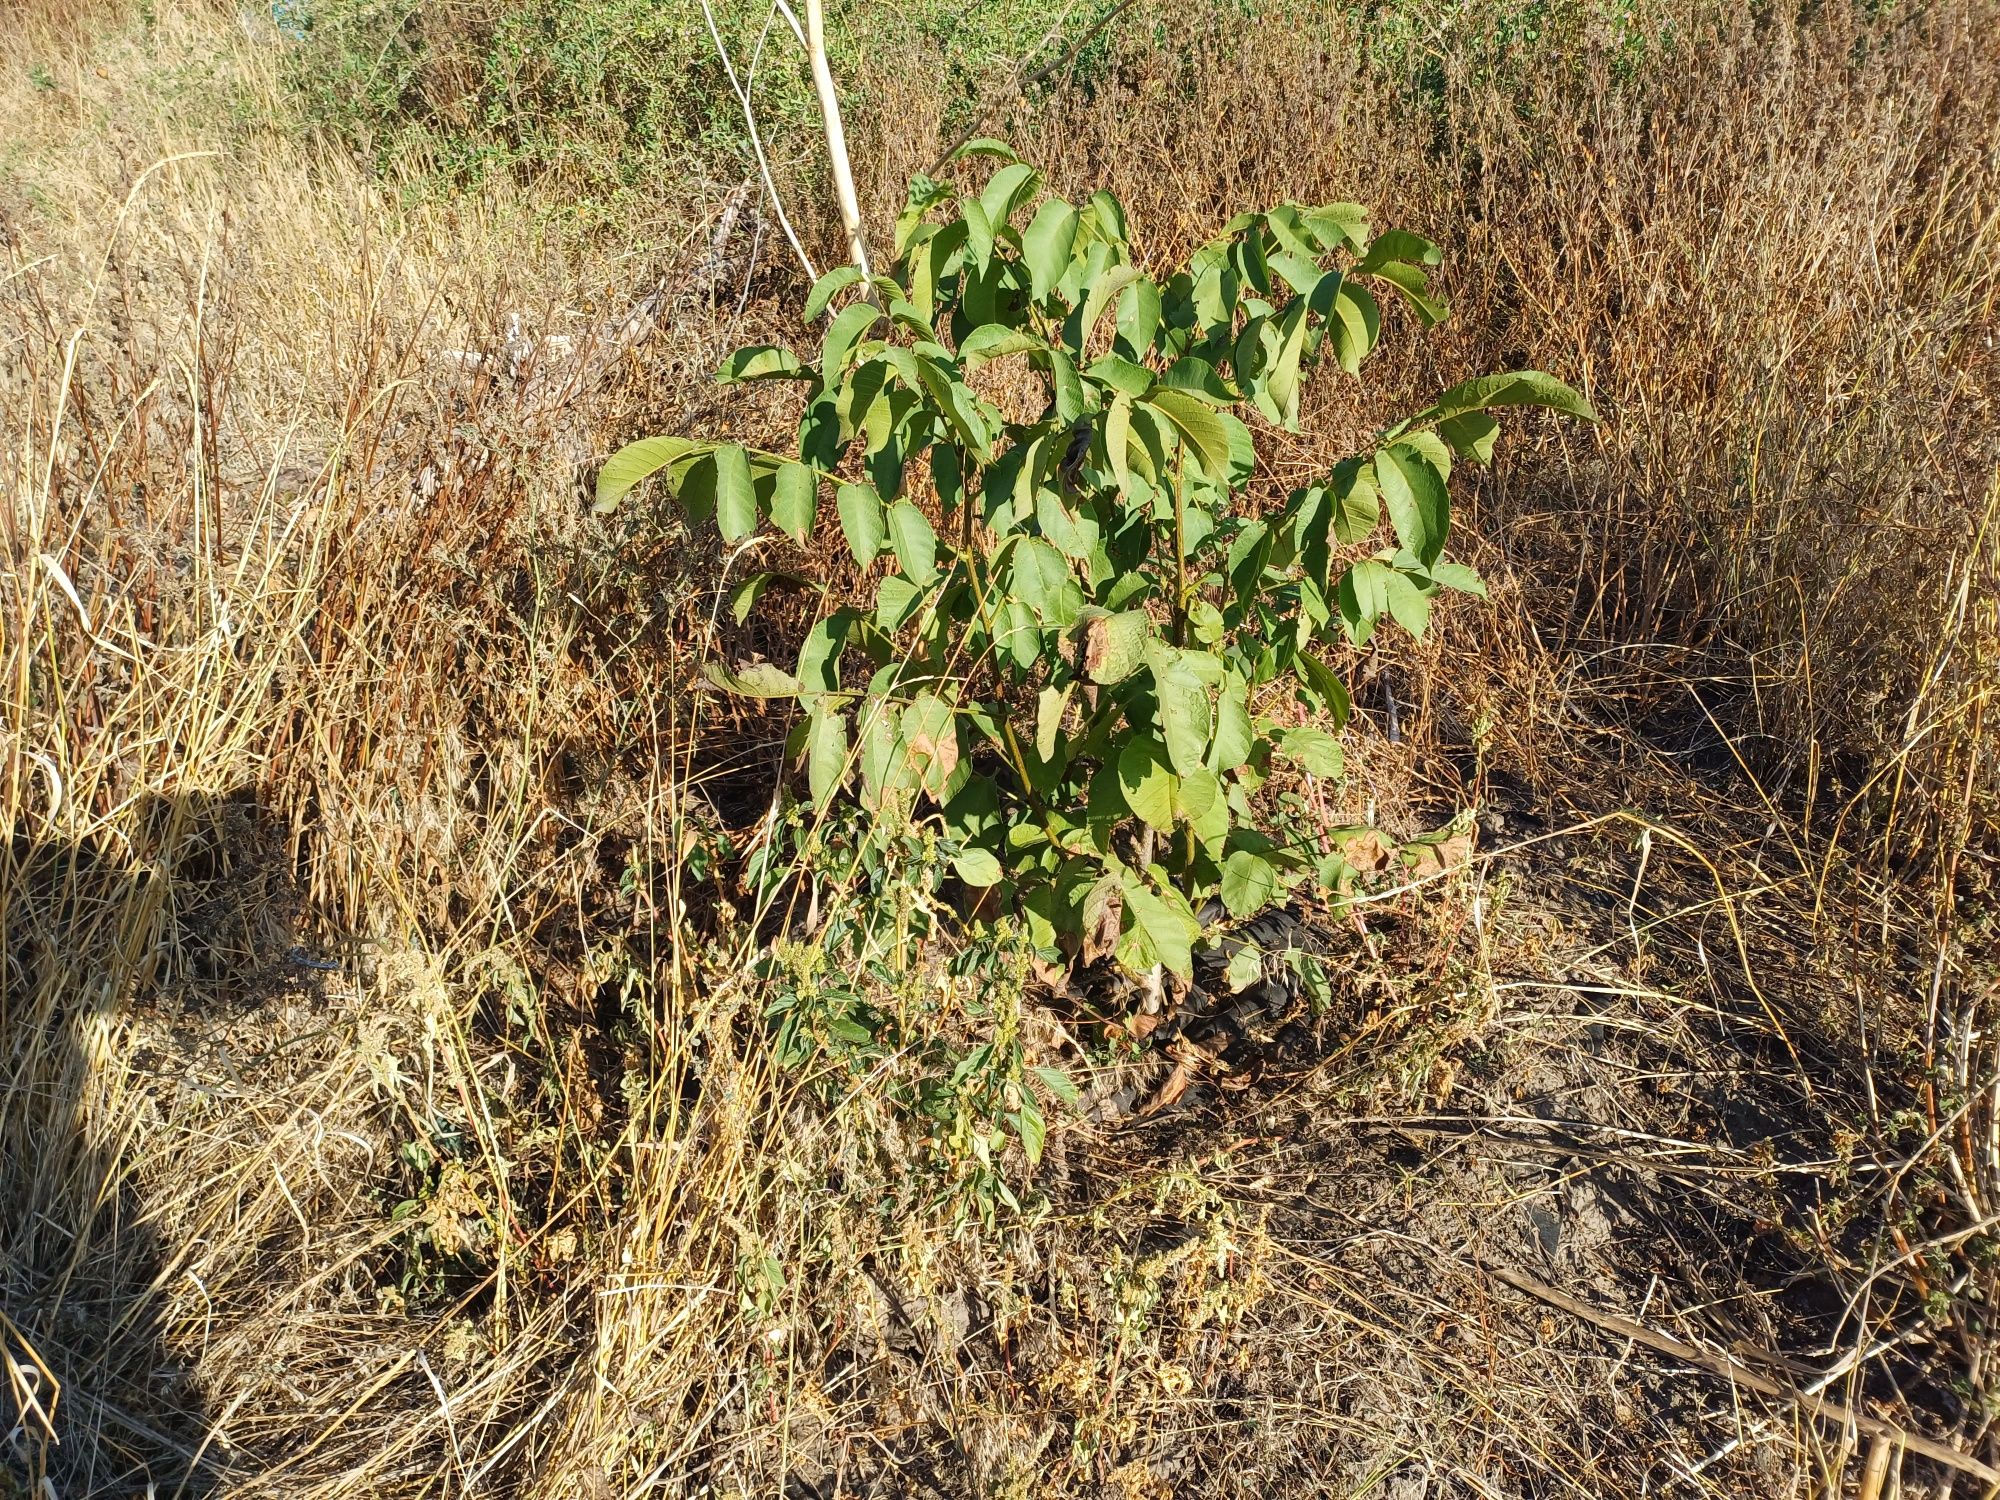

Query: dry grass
left=3, top=0, right=1998, bottom=1496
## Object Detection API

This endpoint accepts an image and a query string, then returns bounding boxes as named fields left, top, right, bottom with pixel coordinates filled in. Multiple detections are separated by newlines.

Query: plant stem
left=1171, top=457, right=1188, bottom=646
left=960, top=524, right=1046, bottom=810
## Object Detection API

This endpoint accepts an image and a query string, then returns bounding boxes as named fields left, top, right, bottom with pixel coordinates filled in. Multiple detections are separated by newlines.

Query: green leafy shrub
left=278, top=0, right=1118, bottom=198
left=280, top=0, right=737, bottom=188
left=599, top=143, right=1594, bottom=977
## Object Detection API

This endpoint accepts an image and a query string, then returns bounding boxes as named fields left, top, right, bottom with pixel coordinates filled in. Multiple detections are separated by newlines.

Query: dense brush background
left=2, top=0, right=1996, bottom=1494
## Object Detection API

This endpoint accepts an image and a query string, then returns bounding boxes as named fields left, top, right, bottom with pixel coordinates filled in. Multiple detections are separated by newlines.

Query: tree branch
left=700, top=0, right=817, bottom=283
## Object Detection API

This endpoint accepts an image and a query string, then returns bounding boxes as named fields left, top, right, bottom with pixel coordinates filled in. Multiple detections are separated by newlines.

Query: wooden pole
left=801, top=0, right=874, bottom=285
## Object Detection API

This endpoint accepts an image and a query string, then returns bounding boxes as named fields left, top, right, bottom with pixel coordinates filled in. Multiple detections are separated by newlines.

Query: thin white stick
left=700, top=0, right=817, bottom=282
left=770, top=0, right=807, bottom=50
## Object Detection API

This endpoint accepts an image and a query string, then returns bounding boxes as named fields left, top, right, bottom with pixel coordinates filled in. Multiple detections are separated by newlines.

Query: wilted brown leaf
left=1082, top=616, right=1115, bottom=678
left=1072, top=608, right=1147, bottom=684
left=1080, top=874, right=1122, bottom=964
left=904, top=725, right=959, bottom=790
left=1140, top=1055, right=1197, bottom=1115
left=1140, top=1036, right=1222, bottom=1115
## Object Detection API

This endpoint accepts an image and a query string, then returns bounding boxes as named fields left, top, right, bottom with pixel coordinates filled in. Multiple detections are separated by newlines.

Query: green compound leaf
left=1414, top=370, right=1598, bottom=425
left=1384, top=569, right=1433, bottom=638
left=1148, top=644, right=1212, bottom=777
left=1438, top=411, right=1500, bottom=464
left=1022, top=196, right=1079, bottom=302
left=807, top=708, right=848, bottom=808
left=1117, top=864, right=1201, bottom=978
left=886, top=499, right=938, bottom=583
left=771, top=462, right=817, bottom=544
left=1176, top=766, right=1229, bottom=848
left=837, top=481, right=885, bottom=564
left=1329, top=457, right=1380, bottom=544
left=1375, top=443, right=1449, bottom=567
left=1211, top=672, right=1254, bottom=772
left=594, top=435, right=710, bottom=513
left=946, top=137, right=1021, bottom=164
left=1036, top=684, right=1071, bottom=763
left=980, top=161, right=1043, bottom=227
left=1338, top=558, right=1392, bottom=646
left=1430, top=560, right=1488, bottom=597
left=717, top=344, right=813, bottom=384
left=1117, top=735, right=1176, bottom=833
left=1147, top=389, right=1236, bottom=484
left=803, top=266, right=864, bottom=322
left=1012, top=538, right=1082, bottom=627
left=714, top=443, right=758, bottom=542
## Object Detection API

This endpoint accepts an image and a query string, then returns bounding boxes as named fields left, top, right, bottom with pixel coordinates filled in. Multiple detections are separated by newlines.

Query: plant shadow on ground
left=2, top=789, right=301, bottom=1498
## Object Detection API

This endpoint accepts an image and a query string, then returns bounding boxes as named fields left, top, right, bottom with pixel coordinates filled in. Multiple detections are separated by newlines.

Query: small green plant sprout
left=597, top=143, right=1596, bottom=979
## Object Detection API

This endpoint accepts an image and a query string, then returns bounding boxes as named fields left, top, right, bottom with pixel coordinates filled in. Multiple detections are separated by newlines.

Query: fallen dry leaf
left=1342, top=829, right=1395, bottom=873
left=1429, top=1055, right=1459, bottom=1103
left=1028, top=954, right=1071, bottom=990
left=1140, top=1036, right=1222, bottom=1115
left=1404, top=831, right=1475, bottom=877
left=1140, top=1055, right=1197, bottom=1115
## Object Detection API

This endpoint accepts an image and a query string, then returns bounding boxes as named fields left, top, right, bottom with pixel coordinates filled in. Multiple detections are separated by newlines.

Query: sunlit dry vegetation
left=2, top=0, right=1997, bottom=1494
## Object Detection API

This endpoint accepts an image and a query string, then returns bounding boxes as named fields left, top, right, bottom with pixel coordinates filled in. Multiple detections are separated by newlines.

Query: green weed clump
left=284, top=0, right=736, bottom=188
left=278, top=0, right=1669, bottom=210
